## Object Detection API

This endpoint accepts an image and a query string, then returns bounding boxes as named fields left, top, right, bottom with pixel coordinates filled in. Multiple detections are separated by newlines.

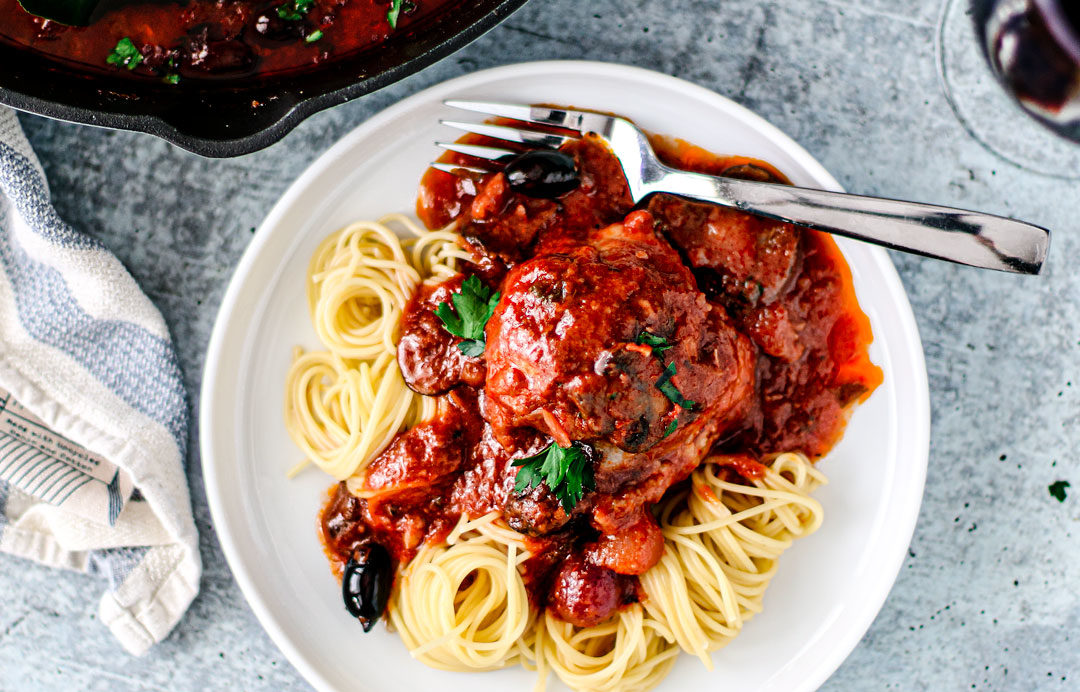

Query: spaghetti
left=283, top=214, right=466, bottom=480
left=388, top=513, right=536, bottom=672
left=388, top=453, right=824, bottom=692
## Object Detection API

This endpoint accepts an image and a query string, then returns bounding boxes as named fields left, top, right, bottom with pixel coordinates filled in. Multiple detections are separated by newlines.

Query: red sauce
left=646, top=137, right=882, bottom=457
left=1, top=0, right=456, bottom=81
left=319, top=128, right=882, bottom=629
left=711, top=453, right=769, bottom=481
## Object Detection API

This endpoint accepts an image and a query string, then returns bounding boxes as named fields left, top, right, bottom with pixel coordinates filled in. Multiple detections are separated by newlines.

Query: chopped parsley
left=387, top=0, right=403, bottom=28
left=159, top=56, right=180, bottom=85
left=633, top=329, right=693, bottom=415
left=663, top=420, right=678, bottom=438
left=305, top=29, right=324, bottom=43
left=1049, top=480, right=1070, bottom=503
left=656, top=361, right=695, bottom=410
left=513, top=442, right=595, bottom=513
left=278, top=0, right=314, bottom=21
left=435, top=275, right=500, bottom=358
left=106, top=38, right=143, bottom=70
left=635, top=330, right=671, bottom=356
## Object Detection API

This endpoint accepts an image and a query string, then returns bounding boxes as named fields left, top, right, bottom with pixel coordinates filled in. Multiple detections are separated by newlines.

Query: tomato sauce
left=1, top=0, right=457, bottom=81
left=319, top=129, right=882, bottom=628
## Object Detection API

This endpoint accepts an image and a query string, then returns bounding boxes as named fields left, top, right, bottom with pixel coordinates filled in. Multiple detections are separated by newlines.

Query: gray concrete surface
left=2, top=0, right=1080, bottom=689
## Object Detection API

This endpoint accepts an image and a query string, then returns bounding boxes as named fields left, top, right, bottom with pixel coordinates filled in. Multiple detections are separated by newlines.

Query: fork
left=434, top=101, right=1051, bottom=275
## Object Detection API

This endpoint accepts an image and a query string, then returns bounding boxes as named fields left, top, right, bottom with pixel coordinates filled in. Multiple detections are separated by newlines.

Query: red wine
left=973, top=0, right=1080, bottom=141
left=1065, top=4, right=1080, bottom=32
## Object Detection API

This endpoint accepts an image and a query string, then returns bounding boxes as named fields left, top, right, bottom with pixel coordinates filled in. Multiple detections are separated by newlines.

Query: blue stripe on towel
left=0, top=142, right=97, bottom=250
left=0, top=142, right=188, bottom=460
left=26, top=459, right=70, bottom=496
left=107, top=470, right=122, bottom=526
left=39, top=467, right=80, bottom=504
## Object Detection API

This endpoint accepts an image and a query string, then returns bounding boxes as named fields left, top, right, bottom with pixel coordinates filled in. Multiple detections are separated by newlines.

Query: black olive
left=503, top=150, right=579, bottom=199
left=342, top=543, right=393, bottom=631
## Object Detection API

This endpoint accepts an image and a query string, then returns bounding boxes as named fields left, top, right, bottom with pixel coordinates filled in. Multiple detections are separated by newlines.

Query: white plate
left=201, top=61, right=930, bottom=692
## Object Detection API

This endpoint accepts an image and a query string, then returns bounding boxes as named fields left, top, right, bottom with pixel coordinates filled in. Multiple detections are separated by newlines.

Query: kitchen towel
left=0, top=107, right=199, bottom=655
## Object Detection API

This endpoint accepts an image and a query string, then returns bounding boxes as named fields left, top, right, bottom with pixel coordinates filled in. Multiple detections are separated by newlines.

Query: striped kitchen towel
left=0, top=107, right=199, bottom=655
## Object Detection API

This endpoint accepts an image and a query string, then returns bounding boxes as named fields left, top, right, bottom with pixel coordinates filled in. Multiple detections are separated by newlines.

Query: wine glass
left=973, top=0, right=1080, bottom=141
left=938, top=0, right=1080, bottom=179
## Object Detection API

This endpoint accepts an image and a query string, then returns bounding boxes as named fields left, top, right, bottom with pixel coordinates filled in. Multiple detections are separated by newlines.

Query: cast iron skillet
left=0, top=0, right=527, bottom=157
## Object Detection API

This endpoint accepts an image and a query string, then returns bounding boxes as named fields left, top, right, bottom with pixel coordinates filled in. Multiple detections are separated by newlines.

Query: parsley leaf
left=106, top=38, right=143, bottom=70
left=513, top=442, right=595, bottom=514
left=277, top=0, right=314, bottom=21
left=435, top=275, right=500, bottom=357
left=635, top=330, right=671, bottom=356
left=663, top=420, right=678, bottom=438
left=1049, top=480, right=1070, bottom=502
left=159, top=56, right=180, bottom=85
left=305, top=29, right=324, bottom=43
left=387, top=0, right=403, bottom=28
left=656, top=362, right=695, bottom=410
left=457, top=339, right=486, bottom=358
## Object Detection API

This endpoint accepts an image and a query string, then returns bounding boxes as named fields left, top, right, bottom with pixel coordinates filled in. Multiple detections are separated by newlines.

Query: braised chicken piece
left=485, top=209, right=757, bottom=535
left=649, top=196, right=802, bottom=309
left=484, top=209, right=752, bottom=452
left=648, top=156, right=805, bottom=363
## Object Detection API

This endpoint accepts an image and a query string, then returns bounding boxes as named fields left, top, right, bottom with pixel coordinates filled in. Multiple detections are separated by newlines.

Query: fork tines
left=435, top=142, right=517, bottom=161
left=433, top=100, right=611, bottom=177
left=438, top=120, right=573, bottom=149
left=444, top=100, right=614, bottom=136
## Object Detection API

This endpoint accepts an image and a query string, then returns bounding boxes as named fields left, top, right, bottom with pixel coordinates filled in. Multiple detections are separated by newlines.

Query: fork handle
left=650, top=169, right=1051, bottom=274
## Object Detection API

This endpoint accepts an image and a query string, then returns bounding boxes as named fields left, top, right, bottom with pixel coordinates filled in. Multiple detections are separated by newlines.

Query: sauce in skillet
left=1, top=0, right=457, bottom=81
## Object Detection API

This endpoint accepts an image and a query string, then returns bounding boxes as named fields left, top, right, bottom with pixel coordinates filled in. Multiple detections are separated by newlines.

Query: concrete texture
left=2, top=0, right=1080, bottom=689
